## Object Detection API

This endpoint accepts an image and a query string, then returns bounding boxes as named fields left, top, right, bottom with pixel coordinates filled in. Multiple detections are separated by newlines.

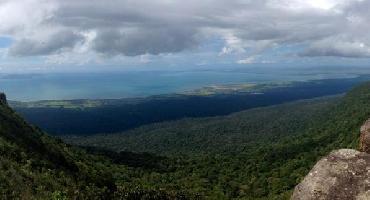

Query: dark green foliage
left=0, top=98, right=191, bottom=199
left=4, top=81, right=370, bottom=199
left=66, top=82, right=370, bottom=199
left=66, top=96, right=337, bottom=155
left=82, top=146, right=172, bottom=171
left=114, top=186, right=194, bottom=200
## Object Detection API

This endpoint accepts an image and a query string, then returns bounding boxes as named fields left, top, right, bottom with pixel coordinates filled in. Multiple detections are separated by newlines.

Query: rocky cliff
left=0, top=93, right=7, bottom=105
left=360, top=119, right=370, bottom=154
left=291, top=120, right=370, bottom=200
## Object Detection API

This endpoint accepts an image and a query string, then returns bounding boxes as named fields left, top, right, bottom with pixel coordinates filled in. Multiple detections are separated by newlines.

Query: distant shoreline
left=9, top=74, right=369, bottom=105
left=0, top=70, right=365, bottom=101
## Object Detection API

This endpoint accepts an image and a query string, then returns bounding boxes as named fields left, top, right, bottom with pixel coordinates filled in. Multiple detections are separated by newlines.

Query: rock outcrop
left=360, top=119, right=370, bottom=154
left=0, top=93, right=7, bottom=105
left=291, top=119, right=370, bottom=200
left=291, top=149, right=370, bottom=200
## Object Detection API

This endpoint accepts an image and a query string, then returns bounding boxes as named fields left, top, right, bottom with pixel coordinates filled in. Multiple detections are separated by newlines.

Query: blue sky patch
left=0, top=37, right=13, bottom=48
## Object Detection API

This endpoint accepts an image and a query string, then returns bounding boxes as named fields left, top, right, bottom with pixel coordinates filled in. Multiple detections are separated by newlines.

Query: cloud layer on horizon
left=1, top=0, right=370, bottom=66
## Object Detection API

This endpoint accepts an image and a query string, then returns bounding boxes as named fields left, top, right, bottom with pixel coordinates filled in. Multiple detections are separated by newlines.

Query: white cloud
left=139, top=54, right=152, bottom=64
left=1, top=0, right=370, bottom=63
left=237, top=56, right=256, bottom=64
left=0, top=0, right=56, bottom=35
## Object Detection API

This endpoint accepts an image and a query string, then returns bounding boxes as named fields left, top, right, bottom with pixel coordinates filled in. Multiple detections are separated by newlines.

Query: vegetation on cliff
left=66, top=82, right=370, bottom=199
left=0, top=95, right=191, bottom=199
left=3, top=81, right=370, bottom=199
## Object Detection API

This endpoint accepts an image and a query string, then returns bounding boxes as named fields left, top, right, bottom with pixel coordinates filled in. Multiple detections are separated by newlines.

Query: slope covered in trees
left=4, top=81, right=370, bottom=199
left=66, top=82, right=370, bottom=199
left=65, top=96, right=338, bottom=155
left=0, top=94, right=193, bottom=199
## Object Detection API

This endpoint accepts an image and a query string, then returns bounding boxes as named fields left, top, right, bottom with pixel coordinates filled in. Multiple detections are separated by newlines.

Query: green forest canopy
left=3, top=82, right=370, bottom=199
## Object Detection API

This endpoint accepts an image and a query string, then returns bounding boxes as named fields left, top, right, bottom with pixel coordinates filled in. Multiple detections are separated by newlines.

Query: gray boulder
left=360, top=119, right=370, bottom=154
left=291, top=149, right=370, bottom=200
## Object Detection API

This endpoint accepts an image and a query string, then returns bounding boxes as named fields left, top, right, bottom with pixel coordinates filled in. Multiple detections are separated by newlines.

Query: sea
left=1, top=66, right=369, bottom=101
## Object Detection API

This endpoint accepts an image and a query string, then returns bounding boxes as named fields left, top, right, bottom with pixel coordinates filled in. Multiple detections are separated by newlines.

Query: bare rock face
left=360, top=119, right=370, bottom=153
left=291, top=149, right=370, bottom=200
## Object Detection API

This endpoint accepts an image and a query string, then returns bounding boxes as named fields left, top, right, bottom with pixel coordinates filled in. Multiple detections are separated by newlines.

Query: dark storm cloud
left=93, top=28, right=199, bottom=56
left=9, top=30, right=84, bottom=56
left=300, top=39, right=370, bottom=58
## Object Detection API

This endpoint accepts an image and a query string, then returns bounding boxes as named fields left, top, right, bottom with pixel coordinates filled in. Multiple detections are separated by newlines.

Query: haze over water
left=1, top=66, right=369, bottom=101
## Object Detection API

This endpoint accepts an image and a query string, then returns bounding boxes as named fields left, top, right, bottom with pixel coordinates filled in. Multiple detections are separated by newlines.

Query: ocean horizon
left=0, top=67, right=366, bottom=101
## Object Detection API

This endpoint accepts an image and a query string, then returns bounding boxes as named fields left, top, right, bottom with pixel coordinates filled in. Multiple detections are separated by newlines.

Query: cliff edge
left=0, top=92, right=7, bottom=105
left=291, top=120, right=370, bottom=200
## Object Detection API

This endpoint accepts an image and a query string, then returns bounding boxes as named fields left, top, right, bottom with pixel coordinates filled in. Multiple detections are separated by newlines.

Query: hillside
left=65, top=96, right=339, bottom=155
left=0, top=93, right=192, bottom=199
left=4, top=81, right=370, bottom=199
left=0, top=93, right=108, bottom=198
left=65, top=82, right=370, bottom=199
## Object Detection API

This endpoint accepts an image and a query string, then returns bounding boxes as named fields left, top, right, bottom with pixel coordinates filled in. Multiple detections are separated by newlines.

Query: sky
left=1, top=0, right=370, bottom=72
